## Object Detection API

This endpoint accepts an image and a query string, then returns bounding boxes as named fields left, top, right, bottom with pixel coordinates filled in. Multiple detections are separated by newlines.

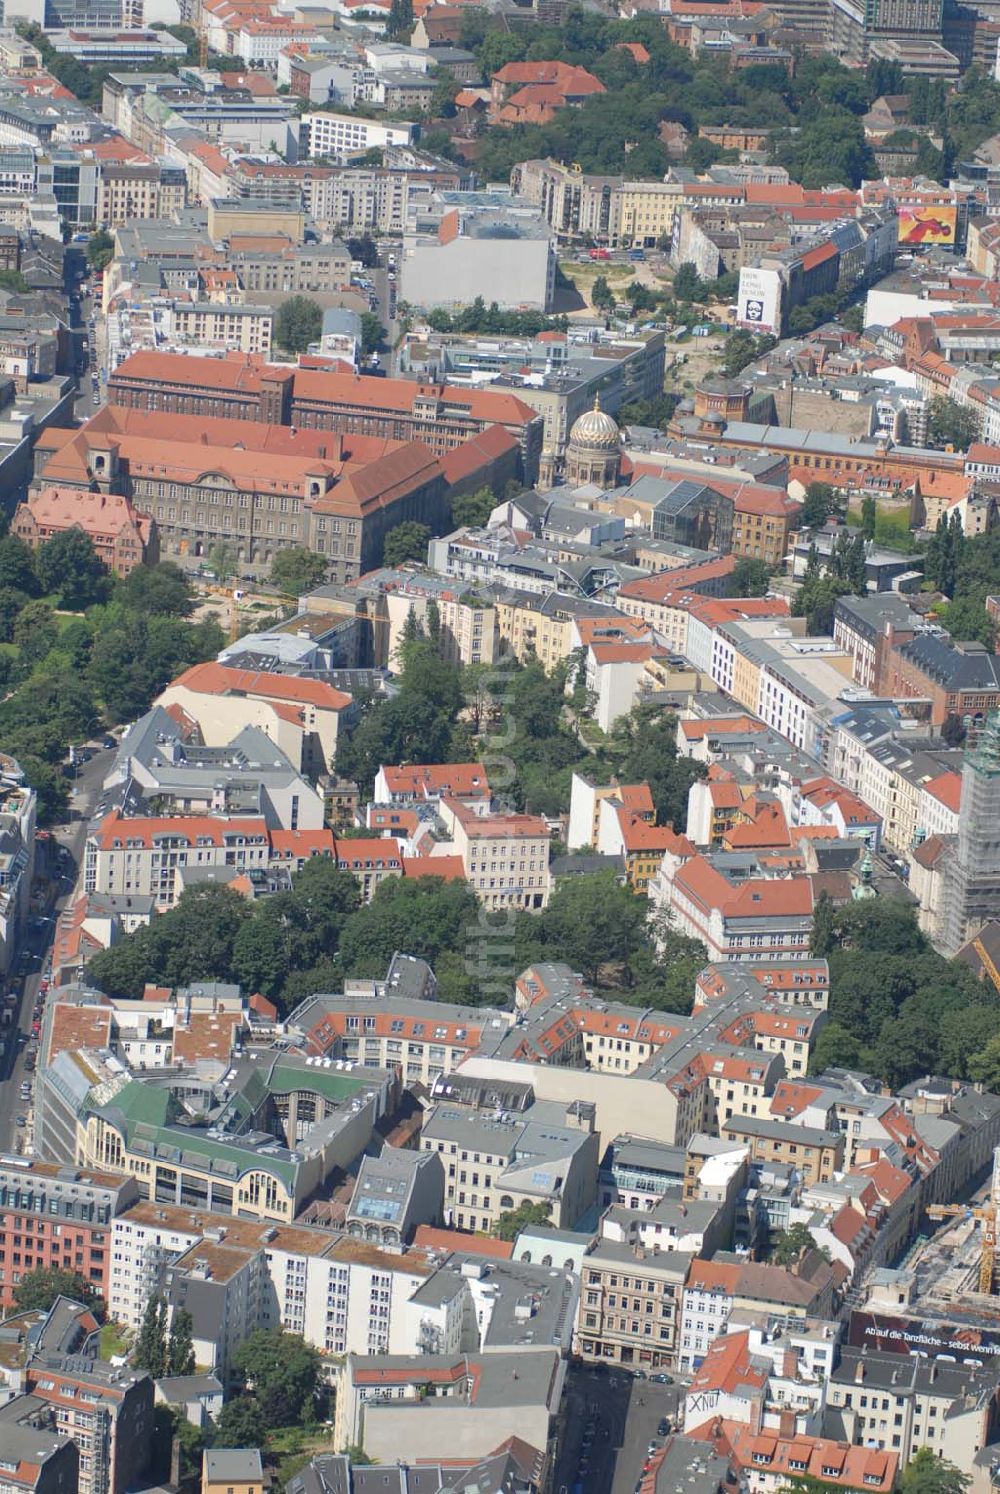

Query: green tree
left=770, top=1221, right=821, bottom=1265
left=968, top=1033, right=1000, bottom=1092
left=150, top=1406, right=204, bottom=1485
left=939, top=594, right=996, bottom=647
left=722, top=330, right=758, bottom=377
left=492, top=1200, right=552, bottom=1240
left=431, top=67, right=459, bottom=117
left=860, top=495, right=877, bottom=539
left=14, top=1266, right=99, bottom=1313
left=167, top=1307, right=196, bottom=1377
left=338, top=876, right=480, bottom=980
left=525, top=870, right=647, bottom=987
left=270, top=546, right=327, bottom=596
left=591, top=275, right=615, bottom=311
left=347, top=235, right=379, bottom=268
left=0, top=534, right=39, bottom=594
left=231, top=1329, right=320, bottom=1427
left=383, top=521, right=431, bottom=567
left=809, top=1020, right=864, bottom=1073
left=0, top=269, right=29, bottom=293
left=86, top=229, right=114, bottom=271
left=928, top=395, right=980, bottom=452
left=801, top=481, right=838, bottom=528
left=899, top=1450, right=970, bottom=1494
left=793, top=573, right=853, bottom=634
left=275, top=295, right=323, bottom=354
left=476, top=28, right=527, bottom=77
left=673, top=261, right=704, bottom=301
left=810, top=889, right=836, bottom=956
left=610, top=706, right=705, bottom=828
left=773, top=109, right=874, bottom=188
left=732, top=557, right=771, bottom=596
left=207, top=542, right=236, bottom=583
left=134, top=1296, right=168, bottom=1378
left=386, top=0, right=412, bottom=36
left=118, top=562, right=193, bottom=616
left=213, top=1395, right=267, bottom=1448
left=14, top=599, right=58, bottom=666
left=450, top=486, right=496, bottom=528
left=360, top=311, right=383, bottom=356
left=35, top=528, right=109, bottom=608
left=231, top=917, right=288, bottom=1001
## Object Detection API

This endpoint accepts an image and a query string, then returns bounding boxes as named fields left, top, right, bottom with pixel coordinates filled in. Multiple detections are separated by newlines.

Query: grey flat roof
left=205, top=1450, right=264, bottom=1480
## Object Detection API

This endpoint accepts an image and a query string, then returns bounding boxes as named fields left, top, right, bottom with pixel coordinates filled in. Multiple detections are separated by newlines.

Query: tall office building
left=829, top=0, right=944, bottom=61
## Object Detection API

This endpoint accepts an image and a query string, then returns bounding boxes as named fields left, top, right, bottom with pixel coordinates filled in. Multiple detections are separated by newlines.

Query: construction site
left=851, top=1148, right=1000, bottom=1361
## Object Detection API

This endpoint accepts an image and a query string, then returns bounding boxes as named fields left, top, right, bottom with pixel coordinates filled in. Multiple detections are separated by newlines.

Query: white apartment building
left=235, top=18, right=317, bottom=68
left=301, top=110, right=415, bottom=160
left=438, top=800, right=551, bottom=911
left=168, top=302, right=273, bottom=355
left=110, top=1206, right=444, bottom=1357
left=84, top=812, right=272, bottom=905
left=679, top=1259, right=738, bottom=1372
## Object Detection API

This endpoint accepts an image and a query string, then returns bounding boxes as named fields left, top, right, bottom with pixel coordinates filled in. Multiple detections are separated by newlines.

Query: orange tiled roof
left=169, top=662, right=352, bottom=712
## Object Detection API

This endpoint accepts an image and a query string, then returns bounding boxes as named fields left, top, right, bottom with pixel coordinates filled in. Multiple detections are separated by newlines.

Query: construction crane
left=927, top=1146, right=1000, bottom=1295
left=971, top=933, right=1000, bottom=996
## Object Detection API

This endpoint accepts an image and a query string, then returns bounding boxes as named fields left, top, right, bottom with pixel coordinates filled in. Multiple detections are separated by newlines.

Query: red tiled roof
left=168, top=662, right=351, bottom=711
left=381, top=763, right=490, bottom=798
left=923, top=769, right=962, bottom=813
left=413, top=1226, right=514, bottom=1258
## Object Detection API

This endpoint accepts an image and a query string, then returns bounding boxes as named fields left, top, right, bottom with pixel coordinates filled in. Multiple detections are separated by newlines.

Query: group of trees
left=275, top=296, right=323, bottom=355
left=722, top=330, right=777, bottom=378
left=0, top=536, right=222, bottom=820
left=928, top=395, right=981, bottom=453
left=462, top=19, right=868, bottom=185
left=215, top=1331, right=322, bottom=1447
left=86, top=850, right=708, bottom=1014
left=923, top=516, right=1000, bottom=648
left=270, top=546, right=329, bottom=597
left=85, top=631, right=709, bottom=1013
left=449, top=20, right=993, bottom=193
left=810, top=897, right=1000, bottom=1090
left=793, top=530, right=867, bottom=633
left=13, top=1266, right=102, bottom=1314
left=134, top=1297, right=195, bottom=1379
left=147, top=1329, right=323, bottom=1463
left=425, top=299, right=569, bottom=338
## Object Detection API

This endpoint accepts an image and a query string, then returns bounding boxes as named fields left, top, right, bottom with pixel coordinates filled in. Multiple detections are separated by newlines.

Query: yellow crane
left=926, top=1200, right=997, bottom=1294
left=971, top=933, right=1000, bottom=996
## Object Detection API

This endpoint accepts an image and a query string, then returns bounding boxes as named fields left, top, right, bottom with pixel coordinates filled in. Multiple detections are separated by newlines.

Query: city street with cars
left=0, top=744, right=112, bottom=1155
left=552, top=1364, right=688, bottom=1494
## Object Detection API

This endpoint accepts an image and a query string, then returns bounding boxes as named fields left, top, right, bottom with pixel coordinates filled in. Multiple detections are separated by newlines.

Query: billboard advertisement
left=898, top=204, right=958, bottom=246
left=848, top=1310, right=1000, bottom=1361
left=737, top=266, right=782, bottom=333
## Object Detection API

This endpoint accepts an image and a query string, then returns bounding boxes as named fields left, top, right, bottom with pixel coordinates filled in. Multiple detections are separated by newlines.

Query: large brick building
left=106, top=351, right=544, bottom=484
left=12, top=487, right=157, bottom=575
left=877, top=629, right=1000, bottom=730
left=0, top=1158, right=139, bottom=1311
left=31, top=405, right=513, bottom=580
